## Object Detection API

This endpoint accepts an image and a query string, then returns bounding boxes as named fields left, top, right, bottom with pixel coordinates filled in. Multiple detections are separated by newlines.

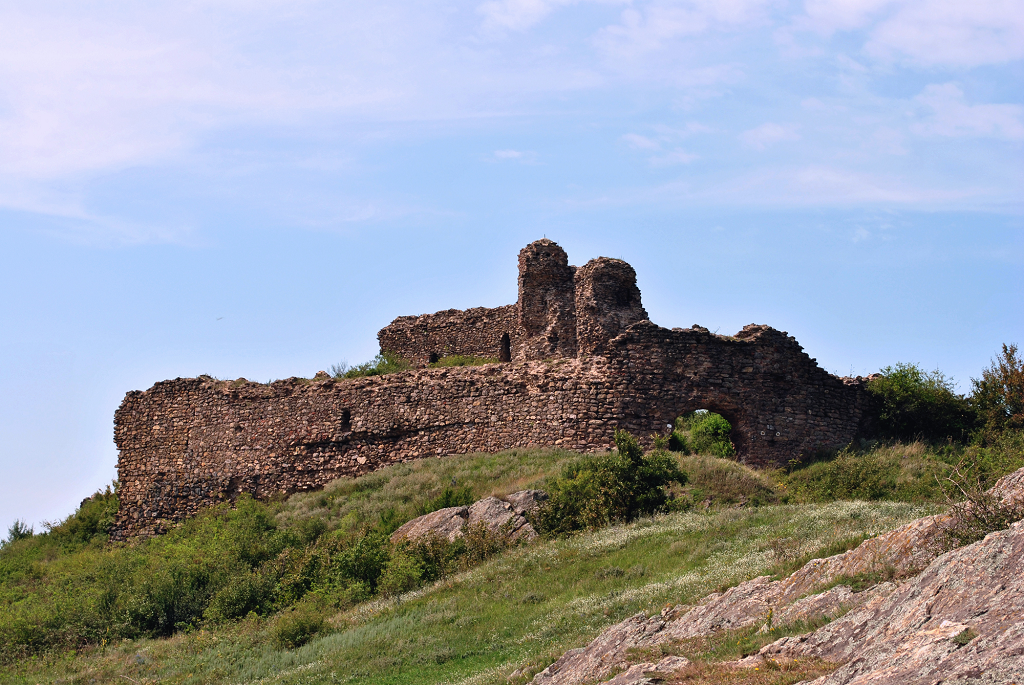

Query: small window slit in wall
left=340, top=409, right=352, bottom=433
left=499, top=332, right=511, bottom=362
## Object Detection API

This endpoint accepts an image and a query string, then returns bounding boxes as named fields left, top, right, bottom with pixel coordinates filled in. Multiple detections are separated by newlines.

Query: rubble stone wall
left=377, top=305, right=520, bottom=366
left=112, top=318, right=872, bottom=539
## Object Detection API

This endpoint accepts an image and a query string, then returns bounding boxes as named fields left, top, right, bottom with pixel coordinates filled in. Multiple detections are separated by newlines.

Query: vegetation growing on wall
left=331, top=351, right=413, bottom=379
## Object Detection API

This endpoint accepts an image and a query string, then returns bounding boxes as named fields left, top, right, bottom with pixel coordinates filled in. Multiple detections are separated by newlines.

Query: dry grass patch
left=667, top=657, right=838, bottom=684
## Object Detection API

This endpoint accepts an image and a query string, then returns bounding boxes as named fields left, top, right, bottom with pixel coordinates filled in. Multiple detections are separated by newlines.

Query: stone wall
left=112, top=327, right=871, bottom=539
left=377, top=305, right=519, bottom=366
left=112, top=238, right=874, bottom=538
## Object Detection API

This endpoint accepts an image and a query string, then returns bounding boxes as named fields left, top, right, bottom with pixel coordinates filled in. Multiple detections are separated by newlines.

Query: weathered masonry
left=113, top=240, right=873, bottom=538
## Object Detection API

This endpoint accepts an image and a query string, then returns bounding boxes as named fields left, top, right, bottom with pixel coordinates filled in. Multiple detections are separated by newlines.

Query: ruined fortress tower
left=112, top=240, right=873, bottom=538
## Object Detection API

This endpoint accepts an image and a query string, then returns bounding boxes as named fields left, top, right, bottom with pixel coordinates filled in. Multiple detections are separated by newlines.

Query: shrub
left=405, top=533, right=466, bottom=583
left=867, top=363, right=976, bottom=442
left=334, top=351, right=413, bottom=379
left=971, top=343, right=1024, bottom=435
left=204, top=570, right=278, bottom=622
left=271, top=603, right=325, bottom=649
left=532, top=430, right=687, bottom=535
left=940, top=453, right=1024, bottom=549
left=781, top=449, right=906, bottom=503
left=330, top=532, right=390, bottom=594
left=2, top=520, right=33, bottom=549
left=416, top=486, right=475, bottom=516
left=689, top=412, right=735, bottom=457
left=670, top=411, right=735, bottom=457
left=377, top=548, right=424, bottom=597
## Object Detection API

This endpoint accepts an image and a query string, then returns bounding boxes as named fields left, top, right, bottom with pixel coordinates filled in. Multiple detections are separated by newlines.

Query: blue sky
left=1, top=0, right=1022, bottom=534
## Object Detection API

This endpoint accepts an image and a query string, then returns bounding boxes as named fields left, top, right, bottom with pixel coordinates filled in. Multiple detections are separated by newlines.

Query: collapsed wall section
left=112, top=323, right=872, bottom=538
left=377, top=305, right=519, bottom=366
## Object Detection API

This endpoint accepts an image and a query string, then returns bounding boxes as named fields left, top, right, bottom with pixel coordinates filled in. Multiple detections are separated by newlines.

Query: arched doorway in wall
left=669, top=409, right=735, bottom=457
left=654, top=400, right=749, bottom=461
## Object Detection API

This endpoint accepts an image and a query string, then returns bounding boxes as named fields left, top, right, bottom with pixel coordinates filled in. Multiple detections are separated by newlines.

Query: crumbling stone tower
left=379, top=239, right=651, bottom=365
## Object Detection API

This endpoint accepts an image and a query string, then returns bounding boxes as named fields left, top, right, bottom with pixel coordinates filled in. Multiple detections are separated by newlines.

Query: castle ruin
left=112, top=240, right=872, bottom=538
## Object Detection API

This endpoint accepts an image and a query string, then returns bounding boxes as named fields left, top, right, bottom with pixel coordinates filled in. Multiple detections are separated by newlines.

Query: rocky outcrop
left=390, top=490, right=547, bottom=544
left=529, top=467, right=1024, bottom=685
left=759, top=520, right=1024, bottom=684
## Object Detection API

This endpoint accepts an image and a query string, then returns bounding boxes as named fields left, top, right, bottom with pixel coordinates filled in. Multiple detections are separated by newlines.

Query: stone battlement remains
left=112, top=240, right=873, bottom=538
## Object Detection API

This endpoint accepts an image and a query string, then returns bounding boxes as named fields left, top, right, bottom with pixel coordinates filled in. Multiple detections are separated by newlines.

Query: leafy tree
left=2, top=520, right=33, bottom=548
left=971, top=343, right=1024, bottom=435
left=867, top=363, right=975, bottom=442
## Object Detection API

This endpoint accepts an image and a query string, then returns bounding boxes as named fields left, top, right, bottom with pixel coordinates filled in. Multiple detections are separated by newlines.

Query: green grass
left=1, top=500, right=933, bottom=685
left=273, top=447, right=581, bottom=534
left=5, top=432, right=1022, bottom=684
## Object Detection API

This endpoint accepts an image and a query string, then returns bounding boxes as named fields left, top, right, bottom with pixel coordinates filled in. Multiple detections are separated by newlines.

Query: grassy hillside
left=3, top=499, right=933, bottom=685
left=2, top=433, right=1021, bottom=684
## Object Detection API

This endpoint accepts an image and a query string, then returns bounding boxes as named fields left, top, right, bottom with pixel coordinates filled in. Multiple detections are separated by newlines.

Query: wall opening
left=340, top=409, right=352, bottom=433
left=428, top=352, right=439, bottom=364
left=499, top=332, right=511, bottom=362
left=668, top=409, right=736, bottom=458
left=548, top=332, right=559, bottom=353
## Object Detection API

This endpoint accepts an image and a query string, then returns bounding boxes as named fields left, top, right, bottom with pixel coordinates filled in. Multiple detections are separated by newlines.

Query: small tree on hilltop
left=971, top=343, right=1024, bottom=437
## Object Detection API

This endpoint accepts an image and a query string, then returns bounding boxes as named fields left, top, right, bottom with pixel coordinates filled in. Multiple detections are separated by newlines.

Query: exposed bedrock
left=529, top=467, right=1024, bottom=685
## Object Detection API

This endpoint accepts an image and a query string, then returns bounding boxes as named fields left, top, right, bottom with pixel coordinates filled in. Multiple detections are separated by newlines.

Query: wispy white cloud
left=622, top=133, right=661, bottom=150
left=910, top=84, right=1024, bottom=140
left=594, top=0, right=775, bottom=59
left=478, top=0, right=576, bottom=31
left=865, top=0, right=1024, bottom=67
left=492, top=149, right=539, bottom=162
left=739, top=122, right=801, bottom=150
left=649, top=149, right=699, bottom=165
left=791, top=0, right=1024, bottom=68
left=621, top=123, right=707, bottom=164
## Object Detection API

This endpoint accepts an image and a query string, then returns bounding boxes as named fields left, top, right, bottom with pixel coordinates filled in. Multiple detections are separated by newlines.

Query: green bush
left=868, top=363, right=976, bottom=442
left=670, top=411, right=735, bottom=458
left=2, top=520, right=33, bottom=549
left=416, top=486, right=475, bottom=516
left=204, top=570, right=278, bottom=622
left=780, top=450, right=904, bottom=503
left=333, top=351, right=413, bottom=379
left=377, top=548, right=424, bottom=597
left=532, top=430, right=687, bottom=535
left=271, top=603, right=326, bottom=649
left=330, top=532, right=391, bottom=594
